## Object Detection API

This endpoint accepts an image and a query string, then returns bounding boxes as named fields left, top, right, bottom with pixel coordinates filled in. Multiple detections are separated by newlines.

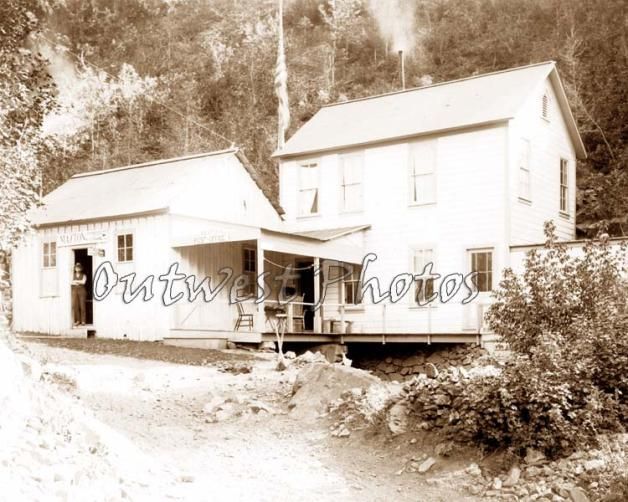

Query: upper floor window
left=343, top=264, right=362, bottom=305
left=340, top=153, right=363, bottom=212
left=518, top=138, right=531, bottom=201
left=469, top=249, right=493, bottom=293
left=298, top=162, right=319, bottom=216
left=117, top=233, right=133, bottom=262
left=242, top=247, right=257, bottom=297
left=541, top=92, right=550, bottom=120
left=413, top=248, right=435, bottom=305
left=560, top=158, right=569, bottom=213
left=42, top=241, right=56, bottom=268
left=409, top=140, right=436, bottom=205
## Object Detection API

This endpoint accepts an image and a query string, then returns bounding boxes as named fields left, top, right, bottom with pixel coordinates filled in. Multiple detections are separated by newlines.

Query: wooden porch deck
left=261, top=331, right=482, bottom=344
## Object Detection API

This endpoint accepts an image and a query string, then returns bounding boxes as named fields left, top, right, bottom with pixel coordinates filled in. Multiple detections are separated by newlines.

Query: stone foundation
left=350, top=343, right=492, bottom=381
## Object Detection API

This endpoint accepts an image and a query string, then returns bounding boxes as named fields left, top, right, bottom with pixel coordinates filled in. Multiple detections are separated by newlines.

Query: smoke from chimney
left=368, top=0, right=416, bottom=54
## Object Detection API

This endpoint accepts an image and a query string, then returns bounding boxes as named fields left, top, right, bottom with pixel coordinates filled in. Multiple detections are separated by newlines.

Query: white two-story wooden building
left=11, top=61, right=588, bottom=347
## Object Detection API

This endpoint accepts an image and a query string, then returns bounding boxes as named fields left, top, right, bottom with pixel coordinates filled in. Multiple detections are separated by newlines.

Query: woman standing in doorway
left=71, top=263, right=87, bottom=326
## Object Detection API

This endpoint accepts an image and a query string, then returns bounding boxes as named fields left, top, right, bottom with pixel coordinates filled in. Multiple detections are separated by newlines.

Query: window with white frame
left=560, top=158, right=568, bottom=213
left=117, top=233, right=133, bottom=262
left=409, top=140, right=436, bottom=205
left=413, top=248, right=435, bottom=305
left=242, top=247, right=257, bottom=297
left=41, top=240, right=58, bottom=297
left=298, top=162, right=319, bottom=216
left=469, top=249, right=493, bottom=293
left=42, top=241, right=56, bottom=268
left=343, top=264, right=362, bottom=305
left=542, top=92, right=550, bottom=120
left=340, top=153, right=363, bottom=212
left=518, top=138, right=531, bottom=201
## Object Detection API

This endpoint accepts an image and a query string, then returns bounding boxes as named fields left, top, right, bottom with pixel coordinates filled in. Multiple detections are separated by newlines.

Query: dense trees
left=27, top=0, right=628, bottom=234
left=1, top=0, right=55, bottom=248
left=0, top=0, right=57, bottom=327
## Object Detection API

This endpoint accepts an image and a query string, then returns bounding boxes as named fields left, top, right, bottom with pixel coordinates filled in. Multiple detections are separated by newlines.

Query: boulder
left=433, top=393, right=451, bottom=406
left=295, top=350, right=328, bottom=365
left=568, top=487, right=589, bottom=502
left=434, top=441, right=455, bottom=457
left=582, top=459, right=604, bottom=472
left=387, top=401, right=408, bottom=435
left=418, top=457, right=436, bottom=473
left=289, top=363, right=379, bottom=421
left=503, top=466, right=521, bottom=487
left=425, top=363, right=439, bottom=378
left=259, top=341, right=276, bottom=352
left=331, top=424, right=351, bottom=438
left=309, top=344, right=347, bottom=363
left=465, top=463, right=482, bottom=477
left=525, top=448, right=547, bottom=465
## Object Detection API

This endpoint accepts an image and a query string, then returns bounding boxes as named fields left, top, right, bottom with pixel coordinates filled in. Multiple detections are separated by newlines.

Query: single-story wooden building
left=11, top=149, right=369, bottom=347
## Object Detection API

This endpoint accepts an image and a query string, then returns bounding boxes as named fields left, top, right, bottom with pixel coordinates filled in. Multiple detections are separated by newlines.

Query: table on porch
left=264, top=304, right=288, bottom=354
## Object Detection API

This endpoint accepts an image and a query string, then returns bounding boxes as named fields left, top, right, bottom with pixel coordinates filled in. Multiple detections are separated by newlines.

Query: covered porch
left=164, top=215, right=368, bottom=347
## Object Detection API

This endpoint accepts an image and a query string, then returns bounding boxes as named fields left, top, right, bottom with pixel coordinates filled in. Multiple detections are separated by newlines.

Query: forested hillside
left=35, top=0, right=627, bottom=235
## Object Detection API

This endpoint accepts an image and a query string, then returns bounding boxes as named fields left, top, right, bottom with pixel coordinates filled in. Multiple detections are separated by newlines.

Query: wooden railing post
left=339, top=303, right=346, bottom=334
left=382, top=303, right=387, bottom=333
left=313, top=257, right=321, bottom=333
left=287, top=302, right=294, bottom=332
left=256, top=241, right=265, bottom=331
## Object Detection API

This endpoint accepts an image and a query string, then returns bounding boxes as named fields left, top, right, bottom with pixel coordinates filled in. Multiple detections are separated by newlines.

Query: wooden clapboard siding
left=278, top=71, right=584, bottom=338
left=509, top=78, right=577, bottom=244
left=12, top=214, right=172, bottom=340
left=281, top=123, right=508, bottom=335
left=172, top=241, right=246, bottom=331
left=170, top=154, right=281, bottom=229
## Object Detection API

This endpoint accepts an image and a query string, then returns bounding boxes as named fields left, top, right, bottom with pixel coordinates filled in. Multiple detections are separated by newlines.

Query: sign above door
left=57, top=230, right=109, bottom=247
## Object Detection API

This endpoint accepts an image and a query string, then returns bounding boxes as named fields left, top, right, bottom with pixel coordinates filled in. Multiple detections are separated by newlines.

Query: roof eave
left=273, top=119, right=511, bottom=160
left=547, top=67, right=587, bottom=159
left=33, top=207, right=170, bottom=229
left=233, top=150, right=285, bottom=216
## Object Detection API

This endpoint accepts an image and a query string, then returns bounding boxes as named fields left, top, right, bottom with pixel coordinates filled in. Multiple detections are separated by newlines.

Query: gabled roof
left=274, top=61, right=586, bottom=159
left=33, top=148, right=283, bottom=227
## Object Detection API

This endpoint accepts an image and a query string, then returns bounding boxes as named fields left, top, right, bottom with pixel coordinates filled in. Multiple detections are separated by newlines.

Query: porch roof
left=292, top=224, right=371, bottom=241
left=169, top=216, right=367, bottom=264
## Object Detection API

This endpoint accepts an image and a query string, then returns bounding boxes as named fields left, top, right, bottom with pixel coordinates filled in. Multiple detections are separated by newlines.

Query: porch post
left=313, top=256, right=321, bottom=333
left=256, top=240, right=265, bottom=332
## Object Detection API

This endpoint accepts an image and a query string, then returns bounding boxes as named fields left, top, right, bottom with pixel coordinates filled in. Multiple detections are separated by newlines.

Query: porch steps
left=60, top=326, right=94, bottom=338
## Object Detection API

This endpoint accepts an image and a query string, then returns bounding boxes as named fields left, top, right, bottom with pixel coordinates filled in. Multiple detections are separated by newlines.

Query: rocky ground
left=3, top=336, right=479, bottom=502
left=3, top=337, right=625, bottom=502
left=328, top=361, right=628, bottom=502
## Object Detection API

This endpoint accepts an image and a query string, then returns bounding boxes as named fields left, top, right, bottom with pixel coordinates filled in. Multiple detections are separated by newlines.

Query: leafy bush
left=449, top=338, right=620, bottom=457
left=449, top=223, right=628, bottom=457
left=487, top=222, right=628, bottom=357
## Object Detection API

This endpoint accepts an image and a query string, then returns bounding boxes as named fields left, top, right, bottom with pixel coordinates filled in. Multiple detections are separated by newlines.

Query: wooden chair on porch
left=234, top=302, right=254, bottom=331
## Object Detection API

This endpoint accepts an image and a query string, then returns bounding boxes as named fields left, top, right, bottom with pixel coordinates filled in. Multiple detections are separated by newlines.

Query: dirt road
left=21, top=340, right=477, bottom=502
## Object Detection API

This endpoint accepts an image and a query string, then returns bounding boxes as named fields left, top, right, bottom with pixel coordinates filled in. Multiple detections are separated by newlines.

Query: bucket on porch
left=331, top=320, right=353, bottom=334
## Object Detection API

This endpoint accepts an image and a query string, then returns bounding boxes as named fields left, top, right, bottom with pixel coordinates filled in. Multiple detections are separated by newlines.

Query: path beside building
left=13, top=339, right=476, bottom=501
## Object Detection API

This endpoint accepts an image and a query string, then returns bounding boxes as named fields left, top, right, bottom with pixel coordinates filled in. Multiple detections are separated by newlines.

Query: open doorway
left=72, top=249, right=94, bottom=326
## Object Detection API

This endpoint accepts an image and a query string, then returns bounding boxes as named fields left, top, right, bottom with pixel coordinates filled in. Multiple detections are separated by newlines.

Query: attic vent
left=541, top=93, right=549, bottom=120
